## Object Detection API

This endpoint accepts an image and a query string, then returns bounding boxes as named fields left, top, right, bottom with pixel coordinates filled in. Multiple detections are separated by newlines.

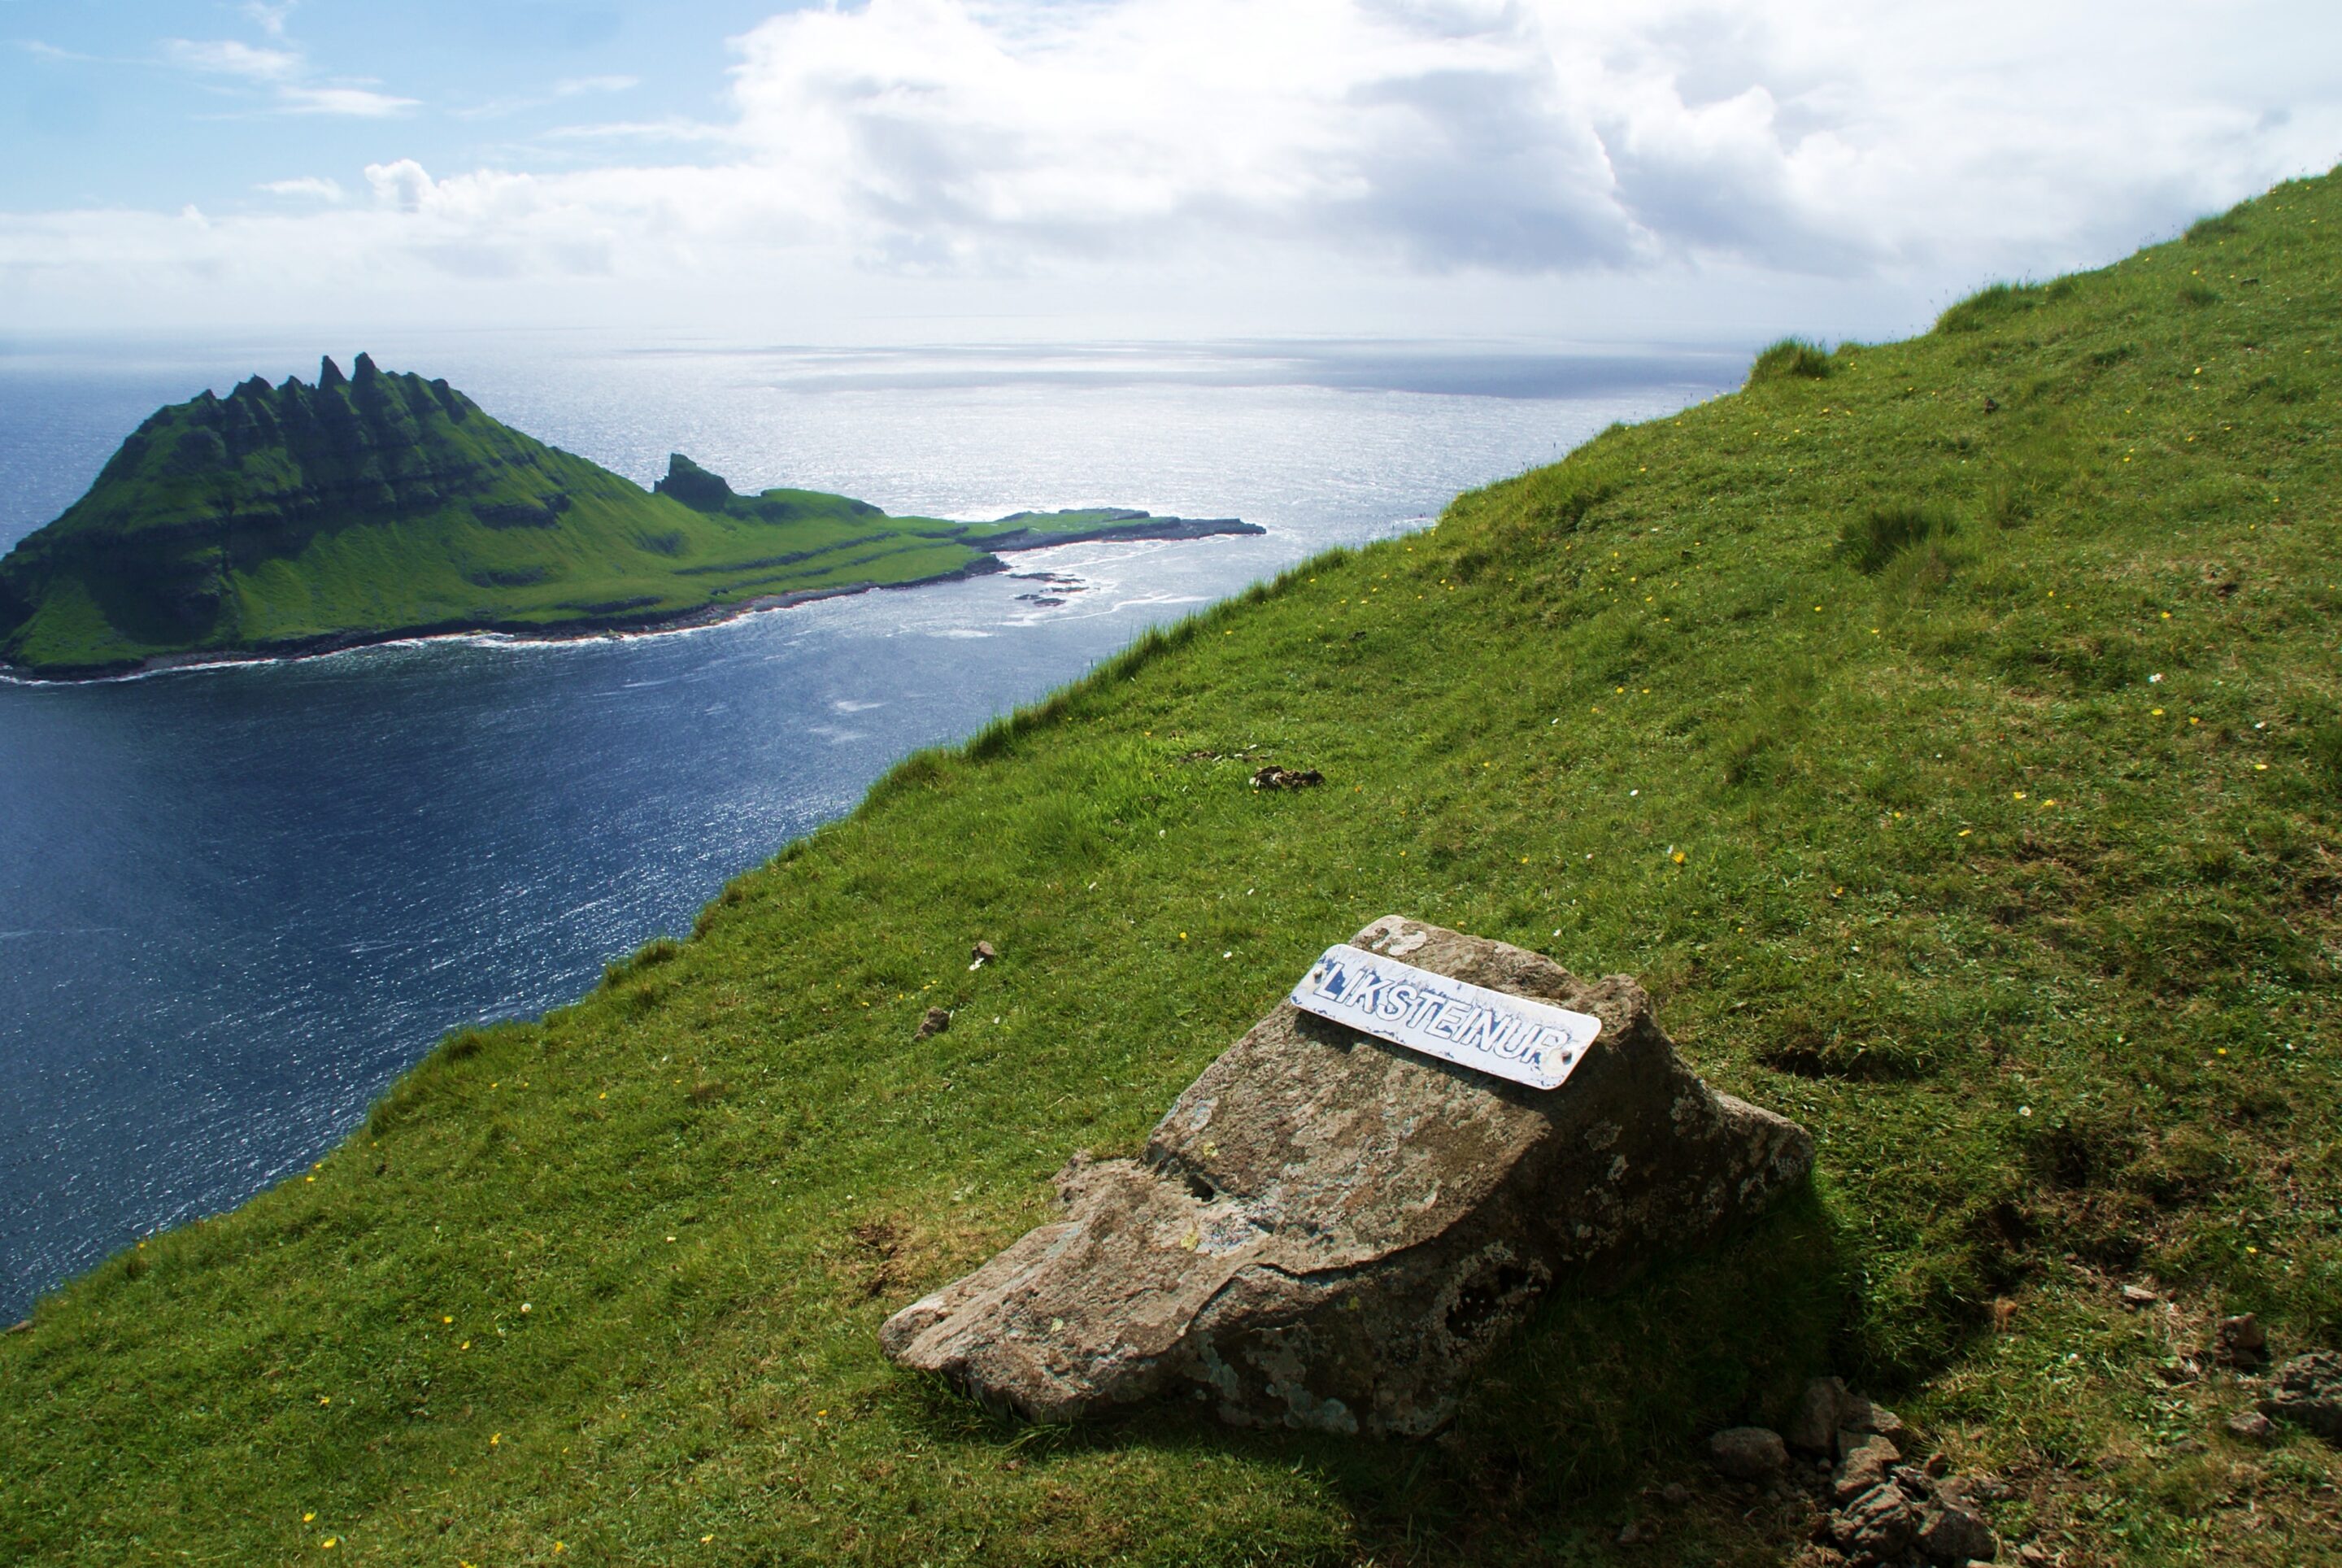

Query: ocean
left=0, top=332, right=1740, bottom=1315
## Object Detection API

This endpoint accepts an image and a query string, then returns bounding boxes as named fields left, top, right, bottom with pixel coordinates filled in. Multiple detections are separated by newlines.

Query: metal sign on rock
left=1288, top=944, right=1602, bottom=1091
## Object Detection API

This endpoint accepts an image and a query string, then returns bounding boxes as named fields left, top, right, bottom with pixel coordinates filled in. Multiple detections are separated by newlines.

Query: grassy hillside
left=5, top=170, right=2340, bottom=1566
left=0, top=361, right=1252, bottom=677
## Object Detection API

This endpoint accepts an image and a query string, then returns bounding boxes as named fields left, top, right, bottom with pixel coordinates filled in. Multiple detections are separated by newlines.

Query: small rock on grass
left=2226, top=1409, right=2275, bottom=1444
left=2121, top=1283, right=2161, bottom=1309
left=914, top=1006, right=951, bottom=1039
left=1709, top=1426, right=1789, bottom=1481
left=2217, top=1313, right=2267, bottom=1366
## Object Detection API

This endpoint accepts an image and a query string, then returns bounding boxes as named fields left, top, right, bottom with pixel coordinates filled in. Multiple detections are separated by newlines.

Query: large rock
left=879, top=916, right=1815, bottom=1435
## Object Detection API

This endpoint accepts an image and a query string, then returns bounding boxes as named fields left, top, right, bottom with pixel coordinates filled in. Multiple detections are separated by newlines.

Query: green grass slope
left=0, top=364, right=1252, bottom=677
left=6, top=172, right=2341, bottom=1565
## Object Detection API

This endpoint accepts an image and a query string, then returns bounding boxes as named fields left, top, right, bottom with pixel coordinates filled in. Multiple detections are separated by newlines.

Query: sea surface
left=0, top=333, right=1740, bottom=1315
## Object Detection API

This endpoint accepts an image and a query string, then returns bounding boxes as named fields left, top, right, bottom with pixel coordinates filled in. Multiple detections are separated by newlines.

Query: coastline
left=0, top=513, right=1266, bottom=685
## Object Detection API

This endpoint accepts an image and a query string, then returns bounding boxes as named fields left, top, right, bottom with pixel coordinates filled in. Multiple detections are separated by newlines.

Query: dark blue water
left=0, top=334, right=1740, bottom=1315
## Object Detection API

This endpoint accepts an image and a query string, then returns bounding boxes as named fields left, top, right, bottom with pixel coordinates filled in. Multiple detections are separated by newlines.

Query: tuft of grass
left=1935, top=280, right=2045, bottom=333
left=1835, top=502, right=1960, bottom=575
left=2187, top=210, right=2246, bottom=244
left=2309, top=721, right=2342, bottom=795
left=1746, top=336, right=1835, bottom=384
left=9, top=167, right=2342, bottom=1566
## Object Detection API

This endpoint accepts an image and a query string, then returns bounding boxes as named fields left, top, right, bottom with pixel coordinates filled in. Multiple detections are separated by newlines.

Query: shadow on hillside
left=892, top=1182, right=1849, bottom=1563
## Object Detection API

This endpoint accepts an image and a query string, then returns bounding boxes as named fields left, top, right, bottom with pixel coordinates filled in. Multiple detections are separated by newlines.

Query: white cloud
left=8, top=0, right=2341, bottom=335
left=540, top=118, right=734, bottom=145
left=162, top=37, right=302, bottom=81
left=17, top=40, right=112, bottom=64
left=160, top=25, right=413, bottom=117
left=453, top=72, right=640, bottom=121
left=242, top=2, right=300, bottom=40
left=257, top=176, right=346, bottom=201
left=703, top=0, right=2342, bottom=280
left=278, top=85, right=418, bottom=117
left=554, top=76, right=640, bottom=98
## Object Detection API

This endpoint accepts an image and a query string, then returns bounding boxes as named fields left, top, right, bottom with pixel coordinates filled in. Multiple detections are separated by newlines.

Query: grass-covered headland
left=5, top=171, right=2340, bottom=1565
left=0, top=359, right=1257, bottom=679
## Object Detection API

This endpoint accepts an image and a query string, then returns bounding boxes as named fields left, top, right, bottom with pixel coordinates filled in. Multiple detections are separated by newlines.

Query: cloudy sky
left=3, top=0, right=2339, bottom=345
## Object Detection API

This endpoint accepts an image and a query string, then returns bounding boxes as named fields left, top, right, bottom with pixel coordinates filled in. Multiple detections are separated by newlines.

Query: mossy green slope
left=0, top=359, right=1252, bottom=677
left=6, top=172, right=2342, bottom=1565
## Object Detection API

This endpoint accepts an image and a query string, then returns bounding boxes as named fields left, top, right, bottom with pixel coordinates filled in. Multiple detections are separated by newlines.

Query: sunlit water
left=0, top=333, right=1739, bottom=1315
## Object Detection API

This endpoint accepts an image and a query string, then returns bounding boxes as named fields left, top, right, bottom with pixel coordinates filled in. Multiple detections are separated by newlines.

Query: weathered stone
left=2225, top=1409, right=2275, bottom=1444
left=1834, top=1482, right=1923, bottom=1563
left=2216, top=1313, right=2266, bottom=1366
left=1891, top=1463, right=1938, bottom=1500
left=1918, top=1502, right=1998, bottom=1565
left=879, top=915, right=1815, bottom=1435
left=1834, top=1434, right=1902, bottom=1504
left=1844, top=1392, right=1912, bottom=1446
left=2260, top=1351, right=2342, bottom=1440
left=1710, top=1426, right=1789, bottom=1480
left=1787, top=1375, right=1854, bottom=1453
left=914, top=1006, right=951, bottom=1039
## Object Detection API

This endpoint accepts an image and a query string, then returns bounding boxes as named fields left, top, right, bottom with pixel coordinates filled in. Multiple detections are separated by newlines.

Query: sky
left=3, top=0, right=2340, bottom=346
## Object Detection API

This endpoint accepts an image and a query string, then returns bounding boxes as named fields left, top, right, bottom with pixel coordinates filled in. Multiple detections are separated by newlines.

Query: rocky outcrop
left=880, top=915, right=1814, bottom=1435
left=652, top=453, right=739, bottom=512
left=2261, top=1351, right=2342, bottom=1440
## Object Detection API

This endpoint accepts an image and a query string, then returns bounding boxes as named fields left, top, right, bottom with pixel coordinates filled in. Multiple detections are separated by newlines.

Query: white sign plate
left=1288, top=944, right=1603, bottom=1091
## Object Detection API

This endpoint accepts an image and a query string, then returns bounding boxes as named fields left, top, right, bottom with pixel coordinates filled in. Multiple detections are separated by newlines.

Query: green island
left=5, top=171, right=2340, bottom=1564
left=0, top=358, right=1260, bottom=679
